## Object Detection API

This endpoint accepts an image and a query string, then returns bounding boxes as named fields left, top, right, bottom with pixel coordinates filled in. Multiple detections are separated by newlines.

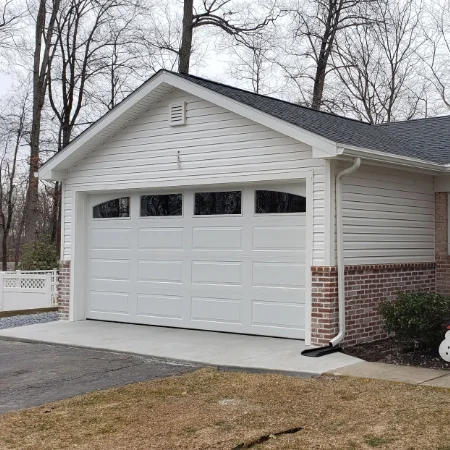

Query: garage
left=86, top=184, right=307, bottom=339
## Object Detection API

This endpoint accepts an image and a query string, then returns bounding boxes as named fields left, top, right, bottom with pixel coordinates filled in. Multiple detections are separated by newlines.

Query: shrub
left=20, top=238, right=59, bottom=271
left=380, top=291, right=450, bottom=347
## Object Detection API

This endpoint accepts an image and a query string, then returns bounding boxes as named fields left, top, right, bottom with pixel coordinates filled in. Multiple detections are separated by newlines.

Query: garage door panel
left=192, top=227, right=242, bottom=250
left=251, top=301, right=305, bottom=329
left=253, top=226, right=306, bottom=251
left=138, top=228, right=183, bottom=249
left=89, top=291, right=130, bottom=314
left=91, top=228, right=131, bottom=249
left=90, top=278, right=130, bottom=292
left=138, top=260, right=183, bottom=283
left=250, top=288, right=305, bottom=303
left=137, top=293, right=183, bottom=319
left=191, top=261, right=242, bottom=286
left=253, top=262, right=306, bottom=288
left=91, top=259, right=130, bottom=280
left=191, top=296, right=242, bottom=324
left=137, top=282, right=185, bottom=296
left=248, top=254, right=306, bottom=263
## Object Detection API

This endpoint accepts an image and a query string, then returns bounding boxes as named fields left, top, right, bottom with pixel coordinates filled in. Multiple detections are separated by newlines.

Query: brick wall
left=58, top=260, right=71, bottom=319
left=311, top=266, right=339, bottom=345
left=435, top=192, right=450, bottom=295
left=311, top=263, right=436, bottom=347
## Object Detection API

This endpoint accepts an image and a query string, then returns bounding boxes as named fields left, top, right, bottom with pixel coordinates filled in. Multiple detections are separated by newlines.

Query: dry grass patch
left=0, top=368, right=449, bottom=450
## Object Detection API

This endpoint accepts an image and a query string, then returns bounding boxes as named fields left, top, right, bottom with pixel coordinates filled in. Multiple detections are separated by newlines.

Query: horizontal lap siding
left=313, top=170, right=325, bottom=265
left=63, top=89, right=327, bottom=264
left=341, top=164, right=435, bottom=264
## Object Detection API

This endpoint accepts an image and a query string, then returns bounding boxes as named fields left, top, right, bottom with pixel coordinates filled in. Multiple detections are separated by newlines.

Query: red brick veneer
left=436, top=192, right=450, bottom=295
left=311, top=263, right=436, bottom=347
left=58, top=260, right=71, bottom=319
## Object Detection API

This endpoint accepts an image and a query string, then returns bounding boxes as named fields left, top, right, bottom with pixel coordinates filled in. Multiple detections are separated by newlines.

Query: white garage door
left=86, top=184, right=307, bottom=339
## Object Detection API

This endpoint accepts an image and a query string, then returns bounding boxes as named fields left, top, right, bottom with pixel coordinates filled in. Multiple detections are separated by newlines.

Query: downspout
left=330, top=157, right=361, bottom=347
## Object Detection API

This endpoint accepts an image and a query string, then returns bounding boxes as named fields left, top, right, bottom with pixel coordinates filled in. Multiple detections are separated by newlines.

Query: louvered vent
left=169, top=102, right=186, bottom=126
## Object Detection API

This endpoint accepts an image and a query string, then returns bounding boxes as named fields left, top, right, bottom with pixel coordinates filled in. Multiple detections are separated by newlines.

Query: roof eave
left=337, top=144, right=446, bottom=172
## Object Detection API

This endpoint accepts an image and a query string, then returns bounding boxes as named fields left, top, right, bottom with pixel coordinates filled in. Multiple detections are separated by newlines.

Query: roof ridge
left=166, top=69, right=372, bottom=126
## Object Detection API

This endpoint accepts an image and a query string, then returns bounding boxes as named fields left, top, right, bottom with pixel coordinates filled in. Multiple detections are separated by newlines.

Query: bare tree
left=176, top=0, right=279, bottom=74
left=226, top=31, right=279, bottom=95
left=48, top=0, right=133, bottom=149
left=23, top=0, right=61, bottom=245
left=422, top=0, right=450, bottom=113
left=0, top=89, right=30, bottom=270
left=332, top=0, right=425, bottom=123
left=93, top=18, right=146, bottom=111
left=282, top=0, right=379, bottom=110
left=0, top=0, right=22, bottom=51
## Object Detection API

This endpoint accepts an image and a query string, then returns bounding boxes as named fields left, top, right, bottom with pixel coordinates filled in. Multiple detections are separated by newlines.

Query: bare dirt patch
left=0, top=368, right=449, bottom=450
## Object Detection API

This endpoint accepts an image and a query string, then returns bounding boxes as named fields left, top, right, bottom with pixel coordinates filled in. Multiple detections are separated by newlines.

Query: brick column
left=435, top=192, right=450, bottom=295
left=58, top=260, right=71, bottom=319
left=311, top=266, right=338, bottom=346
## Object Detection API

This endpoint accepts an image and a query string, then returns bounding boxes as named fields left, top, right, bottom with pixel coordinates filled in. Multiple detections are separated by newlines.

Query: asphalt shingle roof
left=174, top=71, right=450, bottom=165
left=376, top=117, right=450, bottom=165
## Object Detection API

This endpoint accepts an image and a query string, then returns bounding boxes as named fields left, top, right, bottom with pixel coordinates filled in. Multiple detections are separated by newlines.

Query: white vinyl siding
left=339, top=163, right=435, bottom=264
left=313, top=170, right=326, bottom=264
left=62, top=89, right=326, bottom=264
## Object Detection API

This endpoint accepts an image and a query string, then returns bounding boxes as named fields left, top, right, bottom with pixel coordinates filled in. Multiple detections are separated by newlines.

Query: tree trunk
left=178, top=0, right=194, bottom=74
left=2, top=230, right=8, bottom=271
left=310, top=0, right=341, bottom=111
left=50, top=122, right=71, bottom=255
left=14, top=209, right=25, bottom=269
left=23, top=0, right=47, bottom=244
left=50, top=181, right=61, bottom=255
left=311, top=58, right=327, bottom=110
left=23, top=0, right=60, bottom=244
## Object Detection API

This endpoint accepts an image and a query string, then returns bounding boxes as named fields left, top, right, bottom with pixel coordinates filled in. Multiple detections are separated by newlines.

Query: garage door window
left=255, top=190, right=306, bottom=214
left=195, top=191, right=241, bottom=215
left=93, top=197, right=130, bottom=218
left=141, top=194, right=182, bottom=217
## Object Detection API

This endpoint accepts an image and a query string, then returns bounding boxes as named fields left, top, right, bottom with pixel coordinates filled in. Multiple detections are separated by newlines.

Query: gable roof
left=39, top=69, right=450, bottom=180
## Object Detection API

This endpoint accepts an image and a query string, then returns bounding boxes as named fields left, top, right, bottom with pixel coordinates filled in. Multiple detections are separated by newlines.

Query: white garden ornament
left=439, top=326, right=450, bottom=362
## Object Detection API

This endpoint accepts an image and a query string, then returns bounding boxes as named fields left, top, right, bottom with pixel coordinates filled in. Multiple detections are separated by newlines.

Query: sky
left=0, top=73, right=13, bottom=96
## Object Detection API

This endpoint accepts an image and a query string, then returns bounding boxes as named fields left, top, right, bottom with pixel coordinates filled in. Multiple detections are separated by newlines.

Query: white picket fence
left=0, top=269, right=58, bottom=312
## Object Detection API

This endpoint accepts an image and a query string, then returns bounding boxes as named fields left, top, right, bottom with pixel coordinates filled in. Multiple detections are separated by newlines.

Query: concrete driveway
left=0, top=320, right=360, bottom=376
left=0, top=340, right=199, bottom=414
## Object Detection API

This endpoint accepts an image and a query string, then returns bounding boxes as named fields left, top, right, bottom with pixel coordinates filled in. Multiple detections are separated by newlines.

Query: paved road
left=0, top=339, right=200, bottom=414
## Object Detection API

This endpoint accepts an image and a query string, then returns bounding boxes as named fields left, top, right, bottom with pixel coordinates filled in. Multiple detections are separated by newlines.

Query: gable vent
left=169, top=102, right=186, bottom=126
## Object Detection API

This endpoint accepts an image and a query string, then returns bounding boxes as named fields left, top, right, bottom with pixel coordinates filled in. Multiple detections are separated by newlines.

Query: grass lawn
left=1, top=368, right=449, bottom=450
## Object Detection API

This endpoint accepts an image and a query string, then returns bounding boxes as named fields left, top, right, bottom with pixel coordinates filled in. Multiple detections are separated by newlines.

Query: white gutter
left=330, top=157, right=361, bottom=348
left=337, top=145, right=444, bottom=172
